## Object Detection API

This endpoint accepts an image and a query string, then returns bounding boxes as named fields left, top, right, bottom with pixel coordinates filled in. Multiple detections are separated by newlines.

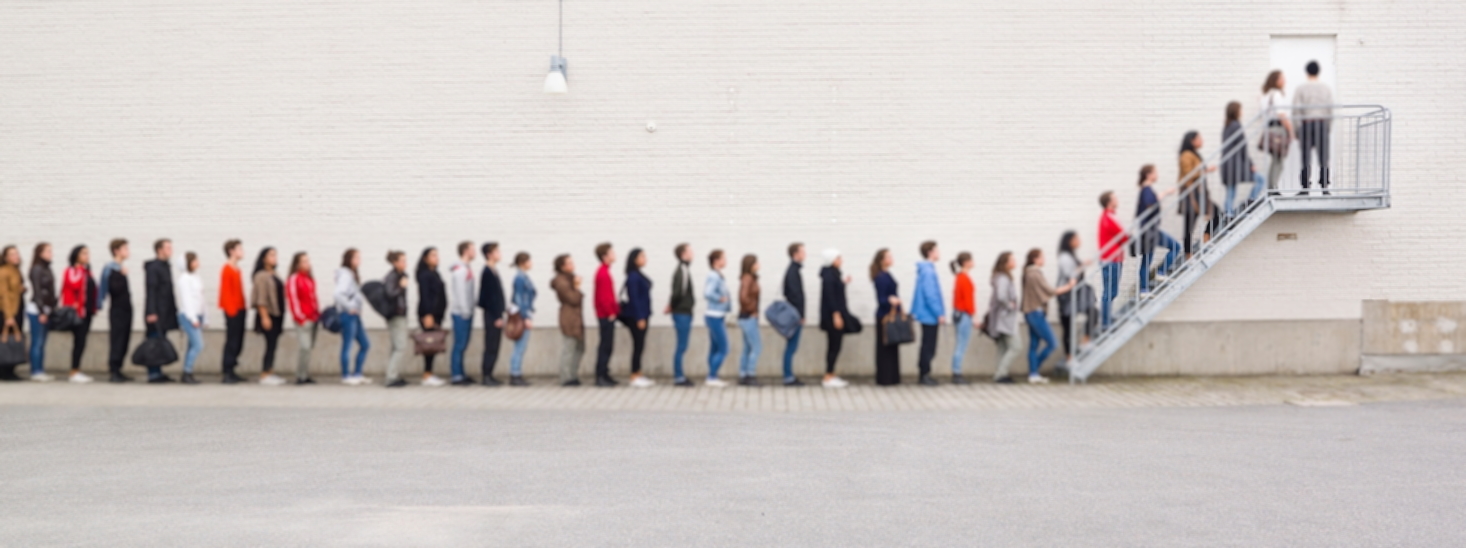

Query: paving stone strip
left=1, top=373, right=1463, bottom=412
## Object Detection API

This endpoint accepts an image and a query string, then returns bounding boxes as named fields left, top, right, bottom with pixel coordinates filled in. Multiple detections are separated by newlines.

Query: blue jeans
left=177, top=313, right=204, bottom=374
left=951, top=311, right=973, bottom=375
left=510, top=329, right=530, bottom=376
left=1224, top=172, right=1268, bottom=218
left=781, top=325, right=801, bottom=381
left=26, top=313, right=47, bottom=375
left=1138, top=231, right=1182, bottom=293
left=338, top=312, right=370, bottom=377
left=738, top=317, right=761, bottom=378
left=1101, top=261, right=1122, bottom=327
left=706, top=315, right=729, bottom=379
left=450, top=314, right=472, bottom=380
left=671, top=313, right=692, bottom=382
left=1025, top=310, right=1057, bottom=376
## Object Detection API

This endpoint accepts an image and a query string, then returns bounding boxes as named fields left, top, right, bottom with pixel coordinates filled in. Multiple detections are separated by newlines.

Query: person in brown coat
left=0, top=245, right=25, bottom=381
left=1020, top=248, right=1075, bottom=384
left=736, top=254, right=762, bottom=386
left=251, top=247, right=287, bottom=385
left=550, top=254, right=585, bottom=386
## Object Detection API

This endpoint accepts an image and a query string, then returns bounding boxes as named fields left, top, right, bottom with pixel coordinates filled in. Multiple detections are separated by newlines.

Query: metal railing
left=1063, top=105, right=1392, bottom=382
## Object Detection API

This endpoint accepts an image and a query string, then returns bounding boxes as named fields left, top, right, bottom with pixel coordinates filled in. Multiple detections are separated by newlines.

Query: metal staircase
left=1067, top=104, right=1391, bottom=383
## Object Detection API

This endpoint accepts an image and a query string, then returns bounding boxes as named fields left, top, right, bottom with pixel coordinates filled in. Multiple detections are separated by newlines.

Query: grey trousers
left=559, top=335, right=585, bottom=383
left=386, top=317, right=409, bottom=382
left=294, top=322, right=317, bottom=379
left=994, top=333, right=1022, bottom=381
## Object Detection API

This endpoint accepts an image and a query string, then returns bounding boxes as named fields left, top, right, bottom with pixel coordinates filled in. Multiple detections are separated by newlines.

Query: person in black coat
left=870, top=248, right=901, bottom=386
left=415, top=247, right=448, bottom=384
left=477, top=243, right=507, bottom=385
left=143, top=239, right=178, bottom=382
left=780, top=243, right=807, bottom=386
left=104, top=239, right=134, bottom=383
left=817, top=249, right=852, bottom=388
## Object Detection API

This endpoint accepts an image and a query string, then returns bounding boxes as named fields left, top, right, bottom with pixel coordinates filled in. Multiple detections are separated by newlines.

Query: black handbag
left=47, top=306, right=80, bottom=332
left=131, top=336, right=179, bottom=367
left=843, top=314, right=863, bottom=334
left=880, top=307, right=915, bottom=346
left=0, top=326, right=25, bottom=367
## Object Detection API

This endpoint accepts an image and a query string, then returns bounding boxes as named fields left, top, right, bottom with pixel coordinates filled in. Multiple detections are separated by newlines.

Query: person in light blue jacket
left=910, top=240, right=945, bottom=386
left=509, top=252, right=537, bottom=385
left=703, top=249, right=732, bottom=387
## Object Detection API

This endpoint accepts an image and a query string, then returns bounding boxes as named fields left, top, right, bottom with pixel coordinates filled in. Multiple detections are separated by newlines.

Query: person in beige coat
left=1020, top=248, right=1075, bottom=384
left=251, top=247, right=287, bottom=385
left=550, top=254, right=585, bottom=386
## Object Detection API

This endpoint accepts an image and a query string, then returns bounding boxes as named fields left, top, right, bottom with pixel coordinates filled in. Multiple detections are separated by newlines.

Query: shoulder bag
left=505, top=312, right=526, bottom=341
left=0, top=325, right=26, bottom=367
left=880, top=306, right=915, bottom=346
left=412, top=329, right=448, bottom=356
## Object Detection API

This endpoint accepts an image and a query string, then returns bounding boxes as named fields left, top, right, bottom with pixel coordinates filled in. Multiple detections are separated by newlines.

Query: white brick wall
left=2, top=0, right=1462, bottom=332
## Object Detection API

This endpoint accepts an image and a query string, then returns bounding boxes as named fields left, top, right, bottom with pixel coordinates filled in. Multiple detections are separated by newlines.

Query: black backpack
left=361, top=281, right=394, bottom=318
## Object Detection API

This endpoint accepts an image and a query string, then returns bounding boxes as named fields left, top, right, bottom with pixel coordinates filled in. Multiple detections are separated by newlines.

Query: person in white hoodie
left=335, top=248, right=371, bottom=384
left=447, top=241, right=477, bottom=386
left=175, top=251, right=205, bottom=385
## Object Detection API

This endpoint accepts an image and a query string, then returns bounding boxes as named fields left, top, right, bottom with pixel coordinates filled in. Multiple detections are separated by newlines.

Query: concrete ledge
left=17, top=318, right=1362, bottom=379
left=1361, top=355, right=1466, bottom=375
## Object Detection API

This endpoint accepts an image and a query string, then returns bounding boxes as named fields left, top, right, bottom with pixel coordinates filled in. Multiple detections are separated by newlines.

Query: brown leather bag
left=504, top=312, right=526, bottom=341
left=411, top=329, right=447, bottom=355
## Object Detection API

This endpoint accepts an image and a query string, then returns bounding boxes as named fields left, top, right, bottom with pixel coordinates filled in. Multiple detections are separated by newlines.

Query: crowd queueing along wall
left=3, top=0, right=1464, bottom=377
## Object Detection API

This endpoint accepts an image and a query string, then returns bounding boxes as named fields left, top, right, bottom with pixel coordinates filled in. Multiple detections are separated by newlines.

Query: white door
left=1269, top=36, right=1336, bottom=190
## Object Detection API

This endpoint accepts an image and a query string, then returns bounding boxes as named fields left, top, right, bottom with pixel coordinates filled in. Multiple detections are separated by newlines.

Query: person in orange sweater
left=219, top=239, right=248, bottom=384
left=949, top=252, right=976, bottom=385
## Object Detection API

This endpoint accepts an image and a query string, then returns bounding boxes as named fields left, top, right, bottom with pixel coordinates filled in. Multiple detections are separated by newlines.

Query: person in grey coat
left=986, top=251, right=1021, bottom=383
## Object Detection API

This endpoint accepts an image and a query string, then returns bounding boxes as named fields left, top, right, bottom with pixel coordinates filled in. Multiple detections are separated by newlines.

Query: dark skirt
left=875, top=337, right=901, bottom=385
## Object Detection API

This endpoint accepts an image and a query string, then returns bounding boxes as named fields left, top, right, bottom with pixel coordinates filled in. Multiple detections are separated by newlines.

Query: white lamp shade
left=544, top=70, right=567, bottom=94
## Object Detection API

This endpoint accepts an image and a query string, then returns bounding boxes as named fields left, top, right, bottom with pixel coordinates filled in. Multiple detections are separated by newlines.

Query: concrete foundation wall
left=23, top=319, right=1361, bottom=379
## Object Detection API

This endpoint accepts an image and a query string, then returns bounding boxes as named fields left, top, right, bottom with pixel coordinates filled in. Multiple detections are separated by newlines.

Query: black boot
left=509, top=376, right=530, bottom=387
left=0, top=365, right=21, bottom=381
left=918, top=374, right=940, bottom=386
left=595, top=375, right=618, bottom=387
left=109, top=371, right=133, bottom=383
left=481, top=376, right=502, bottom=387
left=180, top=373, right=200, bottom=385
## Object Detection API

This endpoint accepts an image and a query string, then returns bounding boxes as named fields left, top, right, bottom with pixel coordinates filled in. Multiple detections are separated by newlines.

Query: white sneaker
left=821, top=376, right=849, bottom=388
left=421, top=375, right=447, bottom=387
left=68, top=372, right=94, bottom=384
left=1028, top=374, right=1050, bottom=384
left=259, top=374, right=287, bottom=386
left=356, top=375, right=373, bottom=385
left=630, top=376, right=655, bottom=388
left=705, top=378, right=728, bottom=388
left=29, top=372, right=54, bottom=382
left=342, top=376, right=362, bottom=386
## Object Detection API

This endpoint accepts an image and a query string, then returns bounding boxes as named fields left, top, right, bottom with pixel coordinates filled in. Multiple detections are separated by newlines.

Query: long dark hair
left=341, top=248, right=360, bottom=282
left=1262, top=70, right=1283, bottom=94
left=625, top=247, right=644, bottom=276
left=32, top=242, right=50, bottom=267
left=1179, top=130, right=1200, bottom=157
left=869, top=248, right=890, bottom=280
left=1225, top=101, right=1242, bottom=125
left=1058, top=230, right=1079, bottom=260
left=991, top=251, right=1013, bottom=277
left=416, top=247, right=436, bottom=275
left=253, top=246, right=275, bottom=275
left=740, top=254, right=758, bottom=279
left=68, top=245, right=87, bottom=267
left=289, top=252, right=310, bottom=277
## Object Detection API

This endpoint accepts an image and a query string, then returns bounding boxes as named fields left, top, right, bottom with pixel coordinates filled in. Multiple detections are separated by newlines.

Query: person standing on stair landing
left=1294, top=60, right=1334, bottom=195
left=910, top=241, right=945, bottom=386
left=1259, top=70, right=1294, bottom=192
left=1221, top=101, right=1266, bottom=218
left=1136, top=164, right=1181, bottom=295
left=591, top=243, right=620, bottom=387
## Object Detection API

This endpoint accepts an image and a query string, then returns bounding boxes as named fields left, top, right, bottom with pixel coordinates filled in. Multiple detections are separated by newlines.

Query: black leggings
left=628, top=321, right=647, bottom=374
left=595, top=318, right=615, bottom=378
left=260, top=318, right=282, bottom=372
left=481, top=323, right=502, bottom=377
left=222, top=312, right=245, bottom=374
left=1060, top=312, right=1098, bottom=357
left=108, top=313, right=131, bottom=374
left=825, top=330, right=842, bottom=374
left=71, top=318, right=92, bottom=371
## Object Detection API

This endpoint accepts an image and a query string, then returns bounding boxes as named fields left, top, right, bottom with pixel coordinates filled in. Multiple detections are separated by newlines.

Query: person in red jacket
left=59, top=245, right=98, bottom=383
left=219, top=239, right=248, bottom=384
left=286, top=251, right=320, bottom=384
left=1097, top=191, right=1129, bottom=328
left=592, top=242, right=620, bottom=387
left=949, top=251, right=976, bottom=385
